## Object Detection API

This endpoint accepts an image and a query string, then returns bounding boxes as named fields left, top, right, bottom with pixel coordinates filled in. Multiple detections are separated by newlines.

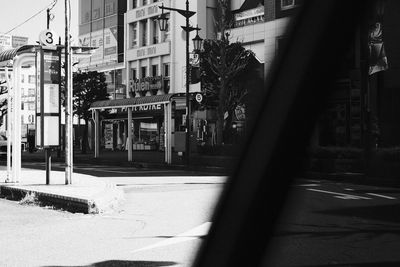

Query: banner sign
left=129, top=76, right=164, bottom=93
left=35, top=48, right=61, bottom=147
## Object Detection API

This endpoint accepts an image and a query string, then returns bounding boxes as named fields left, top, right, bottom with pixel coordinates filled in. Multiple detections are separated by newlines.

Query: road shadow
left=43, top=260, right=178, bottom=267
left=317, top=203, right=400, bottom=224
left=294, top=261, right=400, bottom=267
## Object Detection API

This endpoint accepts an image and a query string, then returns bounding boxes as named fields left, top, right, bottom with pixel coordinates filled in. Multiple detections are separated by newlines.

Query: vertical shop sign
left=105, top=123, right=113, bottom=149
left=35, top=47, right=61, bottom=147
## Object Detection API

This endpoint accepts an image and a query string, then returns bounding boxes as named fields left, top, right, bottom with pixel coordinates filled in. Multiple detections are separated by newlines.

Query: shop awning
left=0, top=45, right=38, bottom=66
left=90, top=93, right=177, bottom=110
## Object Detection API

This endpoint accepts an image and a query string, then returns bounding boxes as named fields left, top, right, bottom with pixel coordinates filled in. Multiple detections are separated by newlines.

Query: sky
left=0, top=0, right=79, bottom=45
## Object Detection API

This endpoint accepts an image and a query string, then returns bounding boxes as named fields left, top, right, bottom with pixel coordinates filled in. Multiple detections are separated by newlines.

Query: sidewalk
left=0, top=168, right=124, bottom=214
left=20, top=149, right=234, bottom=174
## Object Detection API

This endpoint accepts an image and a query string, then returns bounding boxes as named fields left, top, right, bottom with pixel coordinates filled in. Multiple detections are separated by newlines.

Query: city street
left=265, top=179, right=400, bottom=267
left=1, top=160, right=400, bottom=266
left=0, top=163, right=225, bottom=266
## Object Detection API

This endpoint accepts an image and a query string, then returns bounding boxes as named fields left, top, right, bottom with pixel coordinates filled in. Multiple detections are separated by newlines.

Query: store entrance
left=132, top=116, right=164, bottom=151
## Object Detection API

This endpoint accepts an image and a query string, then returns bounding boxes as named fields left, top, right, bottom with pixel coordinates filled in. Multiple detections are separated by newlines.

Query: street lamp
left=157, top=1, right=203, bottom=165
left=192, top=26, right=203, bottom=52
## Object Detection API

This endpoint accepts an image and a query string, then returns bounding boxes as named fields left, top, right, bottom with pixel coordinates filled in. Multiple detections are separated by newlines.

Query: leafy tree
left=199, top=0, right=254, bottom=145
left=73, top=71, right=108, bottom=153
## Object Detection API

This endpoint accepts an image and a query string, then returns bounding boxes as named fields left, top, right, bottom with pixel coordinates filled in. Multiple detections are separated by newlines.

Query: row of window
left=129, top=16, right=168, bottom=48
left=80, top=14, right=118, bottom=35
left=130, top=0, right=158, bottom=9
left=131, top=63, right=169, bottom=80
left=281, top=0, right=299, bottom=10
left=21, top=102, right=35, bottom=111
left=80, top=0, right=118, bottom=24
left=20, top=75, right=36, bottom=84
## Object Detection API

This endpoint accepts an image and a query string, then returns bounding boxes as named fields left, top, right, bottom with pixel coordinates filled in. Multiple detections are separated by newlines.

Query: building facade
left=77, top=0, right=127, bottom=99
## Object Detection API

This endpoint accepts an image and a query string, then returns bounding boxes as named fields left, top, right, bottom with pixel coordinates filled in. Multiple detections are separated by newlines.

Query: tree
left=73, top=71, right=108, bottom=153
left=199, top=0, right=254, bottom=145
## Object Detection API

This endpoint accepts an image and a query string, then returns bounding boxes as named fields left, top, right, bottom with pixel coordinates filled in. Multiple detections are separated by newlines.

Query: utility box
left=35, top=47, right=61, bottom=148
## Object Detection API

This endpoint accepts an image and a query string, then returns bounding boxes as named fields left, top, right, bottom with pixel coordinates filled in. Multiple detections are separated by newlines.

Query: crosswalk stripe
left=133, top=222, right=212, bottom=253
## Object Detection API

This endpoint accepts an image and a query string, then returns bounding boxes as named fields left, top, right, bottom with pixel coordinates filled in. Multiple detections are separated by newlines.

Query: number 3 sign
left=39, top=30, right=59, bottom=46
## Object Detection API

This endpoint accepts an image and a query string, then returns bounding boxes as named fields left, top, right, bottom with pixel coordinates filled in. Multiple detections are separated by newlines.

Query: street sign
left=195, top=93, right=203, bottom=103
left=39, top=30, right=59, bottom=46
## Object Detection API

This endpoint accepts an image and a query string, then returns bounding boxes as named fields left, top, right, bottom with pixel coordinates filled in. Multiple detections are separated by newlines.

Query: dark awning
left=0, top=45, right=38, bottom=64
left=90, top=94, right=176, bottom=110
left=238, top=0, right=264, bottom=11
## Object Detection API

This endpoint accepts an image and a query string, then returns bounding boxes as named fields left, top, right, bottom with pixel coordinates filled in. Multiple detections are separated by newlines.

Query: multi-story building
left=77, top=0, right=127, bottom=99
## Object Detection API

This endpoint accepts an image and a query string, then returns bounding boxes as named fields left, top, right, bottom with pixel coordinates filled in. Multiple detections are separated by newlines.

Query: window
left=105, top=0, right=117, bottom=16
left=131, top=68, right=137, bottom=80
left=21, top=74, right=24, bottom=83
left=28, top=75, right=35, bottom=84
left=79, top=23, right=91, bottom=35
left=141, top=66, right=147, bottom=78
left=79, top=0, right=91, bottom=24
left=163, top=63, right=170, bottom=77
left=28, top=88, right=35, bottom=96
left=281, top=0, right=297, bottom=10
left=152, top=65, right=158, bottom=76
left=132, top=0, right=137, bottom=9
left=91, top=19, right=104, bottom=31
left=104, top=15, right=117, bottom=28
left=141, top=20, right=148, bottom=46
left=130, top=22, right=138, bottom=48
left=142, top=0, right=148, bottom=6
left=92, top=0, right=104, bottom=20
left=152, top=19, right=159, bottom=44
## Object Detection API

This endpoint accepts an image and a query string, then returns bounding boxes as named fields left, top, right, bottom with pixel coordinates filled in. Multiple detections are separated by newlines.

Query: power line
left=5, top=0, right=57, bottom=35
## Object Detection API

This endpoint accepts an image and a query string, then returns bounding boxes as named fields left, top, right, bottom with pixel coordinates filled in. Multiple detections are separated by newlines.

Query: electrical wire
left=5, top=0, right=58, bottom=34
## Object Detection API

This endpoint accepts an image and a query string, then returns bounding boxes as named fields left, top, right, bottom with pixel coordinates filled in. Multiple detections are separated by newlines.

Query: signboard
left=89, top=29, right=104, bottom=64
left=39, top=30, right=59, bottom=46
left=127, top=42, right=170, bottom=61
left=12, top=36, right=29, bottom=48
left=35, top=48, right=61, bottom=147
left=103, top=26, right=118, bottom=61
left=0, top=34, right=12, bottom=52
left=132, top=103, right=163, bottom=113
left=104, top=123, right=113, bottom=149
left=129, top=76, right=164, bottom=94
left=195, top=93, right=203, bottom=103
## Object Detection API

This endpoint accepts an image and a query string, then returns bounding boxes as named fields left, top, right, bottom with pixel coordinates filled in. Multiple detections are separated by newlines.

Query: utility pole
left=65, top=0, right=73, bottom=184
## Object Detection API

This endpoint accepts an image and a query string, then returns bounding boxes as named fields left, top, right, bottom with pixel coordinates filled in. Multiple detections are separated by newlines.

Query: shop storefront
left=100, top=102, right=165, bottom=151
left=90, top=94, right=176, bottom=164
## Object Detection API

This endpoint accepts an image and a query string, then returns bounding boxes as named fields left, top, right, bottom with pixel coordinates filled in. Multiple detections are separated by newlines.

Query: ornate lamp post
left=157, top=1, right=203, bottom=165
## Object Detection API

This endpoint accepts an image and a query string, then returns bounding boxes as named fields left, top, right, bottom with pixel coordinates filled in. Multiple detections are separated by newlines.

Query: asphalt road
left=1, top=160, right=400, bottom=267
left=0, top=168, right=225, bottom=266
left=264, top=179, right=400, bottom=267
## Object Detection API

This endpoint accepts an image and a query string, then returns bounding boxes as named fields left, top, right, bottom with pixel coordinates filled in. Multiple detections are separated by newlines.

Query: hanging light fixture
left=192, top=26, right=203, bottom=52
left=157, top=4, right=169, bottom=32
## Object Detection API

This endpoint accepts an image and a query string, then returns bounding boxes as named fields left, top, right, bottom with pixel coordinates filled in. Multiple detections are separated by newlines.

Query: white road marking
left=307, top=188, right=371, bottom=200
left=297, top=183, right=320, bottom=187
left=366, top=193, right=396, bottom=200
left=344, top=188, right=354, bottom=191
left=133, top=222, right=212, bottom=253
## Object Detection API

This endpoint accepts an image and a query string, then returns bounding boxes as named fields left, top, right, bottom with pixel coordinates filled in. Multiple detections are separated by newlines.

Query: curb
left=0, top=180, right=124, bottom=214
left=0, top=185, right=93, bottom=213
